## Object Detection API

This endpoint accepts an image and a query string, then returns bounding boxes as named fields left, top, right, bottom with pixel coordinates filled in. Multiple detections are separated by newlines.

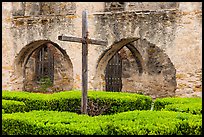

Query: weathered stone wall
left=92, top=9, right=178, bottom=97
left=166, top=3, right=202, bottom=97
left=125, top=2, right=178, bottom=11
left=92, top=2, right=202, bottom=97
left=2, top=2, right=14, bottom=90
left=2, top=2, right=202, bottom=98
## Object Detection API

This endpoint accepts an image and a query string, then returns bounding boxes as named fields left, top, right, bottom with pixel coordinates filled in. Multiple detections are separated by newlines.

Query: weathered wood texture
left=81, top=10, right=88, bottom=114
left=58, top=35, right=107, bottom=46
left=105, top=53, right=122, bottom=92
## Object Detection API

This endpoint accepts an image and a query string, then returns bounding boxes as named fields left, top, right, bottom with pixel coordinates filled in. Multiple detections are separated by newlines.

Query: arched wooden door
left=105, top=53, right=122, bottom=92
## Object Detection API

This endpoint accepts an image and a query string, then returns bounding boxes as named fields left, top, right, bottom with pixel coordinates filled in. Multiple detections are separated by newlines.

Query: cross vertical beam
left=58, top=10, right=107, bottom=115
left=81, top=10, right=88, bottom=114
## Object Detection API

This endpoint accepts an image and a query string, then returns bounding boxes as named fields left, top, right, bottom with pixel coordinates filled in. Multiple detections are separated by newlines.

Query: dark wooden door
left=105, top=53, right=122, bottom=92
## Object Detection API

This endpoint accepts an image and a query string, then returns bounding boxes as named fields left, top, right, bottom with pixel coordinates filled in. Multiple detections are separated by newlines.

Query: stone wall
left=2, top=2, right=14, bottom=90
left=165, top=2, right=202, bottom=97
left=125, top=2, right=178, bottom=11
left=2, top=2, right=202, bottom=98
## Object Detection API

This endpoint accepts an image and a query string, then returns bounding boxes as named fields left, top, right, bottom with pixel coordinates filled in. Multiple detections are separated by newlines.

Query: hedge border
left=2, top=90, right=152, bottom=115
left=2, top=110, right=202, bottom=135
left=2, top=99, right=28, bottom=113
left=153, top=97, right=202, bottom=115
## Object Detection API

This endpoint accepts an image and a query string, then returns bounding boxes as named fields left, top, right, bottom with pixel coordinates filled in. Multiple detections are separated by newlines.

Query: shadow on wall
left=93, top=37, right=177, bottom=98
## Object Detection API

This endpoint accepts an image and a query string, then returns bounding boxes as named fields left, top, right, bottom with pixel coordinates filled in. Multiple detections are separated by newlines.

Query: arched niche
left=93, top=37, right=177, bottom=98
left=13, top=40, right=74, bottom=92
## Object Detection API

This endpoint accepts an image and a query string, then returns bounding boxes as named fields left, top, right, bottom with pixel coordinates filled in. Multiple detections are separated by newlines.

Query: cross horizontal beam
left=58, top=35, right=107, bottom=46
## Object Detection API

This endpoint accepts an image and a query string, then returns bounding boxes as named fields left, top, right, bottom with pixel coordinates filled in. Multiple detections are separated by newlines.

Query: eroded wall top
left=12, top=2, right=76, bottom=17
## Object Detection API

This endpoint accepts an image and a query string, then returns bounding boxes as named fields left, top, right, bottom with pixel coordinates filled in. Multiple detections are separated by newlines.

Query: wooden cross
left=58, top=11, right=107, bottom=114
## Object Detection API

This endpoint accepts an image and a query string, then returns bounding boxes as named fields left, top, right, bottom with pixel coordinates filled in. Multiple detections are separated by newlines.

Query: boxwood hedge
left=2, top=99, right=28, bottom=113
left=2, top=90, right=152, bottom=115
left=2, top=110, right=202, bottom=135
left=153, top=97, right=202, bottom=115
left=162, top=103, right=202, bottom=115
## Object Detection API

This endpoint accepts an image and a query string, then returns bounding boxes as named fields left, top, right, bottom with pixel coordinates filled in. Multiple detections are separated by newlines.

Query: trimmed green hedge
left=2, top=99, right=28, bottom=113
left=162, top=103, right=202, bottom=115
left=2, top=110, right=202, bottom=135
left=2, top=90, right=152, bottom=115
left=153, top=97, right=202, bottom=114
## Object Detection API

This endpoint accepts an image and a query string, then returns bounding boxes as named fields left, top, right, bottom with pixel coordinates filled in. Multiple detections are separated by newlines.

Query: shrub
left=87, top=91, right=152, bottom=115
left=2, top=99, right=27, bottom=113
left=153, top=97, right=202, bottom=114
left=2, top=90, right=82, bottom=113
left=162, top=103, right=202, bottom=115
left=38, top=76, right=53, bottom=92
left=2, top=110, right=202, bottom=135
left=2, top=90, right=152, bottom=115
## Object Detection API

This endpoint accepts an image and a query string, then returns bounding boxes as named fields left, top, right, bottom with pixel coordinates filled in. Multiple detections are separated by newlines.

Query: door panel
left=105, top=53, right=122, bottom=92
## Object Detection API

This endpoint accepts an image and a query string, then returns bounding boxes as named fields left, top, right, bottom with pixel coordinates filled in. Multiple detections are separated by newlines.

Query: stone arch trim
left=13, top=39, right=74, bottom=91
left=93, top=37, right=142, bottom=91
left=14, top=40, right=71, bottom=75
left=96, top=38, right=140, bottom=72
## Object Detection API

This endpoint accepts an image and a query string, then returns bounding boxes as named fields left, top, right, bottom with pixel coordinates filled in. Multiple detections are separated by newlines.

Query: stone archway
left=93, top=37, right=177, bottom=98
left=12, top=40, right=74, bottom=92
left=104, top=43, right=144, bottom=92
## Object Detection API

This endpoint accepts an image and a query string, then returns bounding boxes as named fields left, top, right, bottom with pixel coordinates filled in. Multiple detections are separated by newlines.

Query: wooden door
left=105, top=53, right=122, bottom=92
